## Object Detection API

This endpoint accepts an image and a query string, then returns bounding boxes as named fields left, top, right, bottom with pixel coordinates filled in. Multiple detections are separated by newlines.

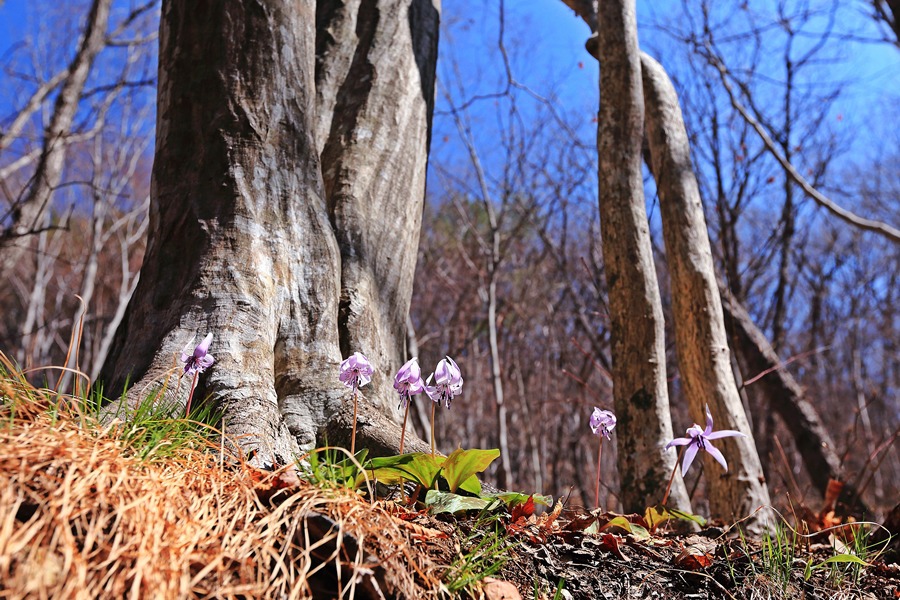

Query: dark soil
left=399, top=504, right=900, bottom=600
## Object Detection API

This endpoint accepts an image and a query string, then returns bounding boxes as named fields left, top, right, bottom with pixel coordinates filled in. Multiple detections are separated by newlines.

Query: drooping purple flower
left=180, top=333, right=215, bottom=375
left=665, top=404, right=746, bottom=475
left=425, top=356, right=463, bottom=409
left=339, top=352, right=373, bottom=391
left=394, top=357, right=425, bottom=410
left=589, top=408, right=616, bottom=440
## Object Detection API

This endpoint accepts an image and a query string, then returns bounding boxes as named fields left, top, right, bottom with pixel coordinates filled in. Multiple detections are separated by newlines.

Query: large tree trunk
left=315, top=0, right=439, bottom=413
left=100, top=0, right=439, bottom=464
left=596, top=0, right=691, bottom=514
left=641, top=53, right=773, bottom=531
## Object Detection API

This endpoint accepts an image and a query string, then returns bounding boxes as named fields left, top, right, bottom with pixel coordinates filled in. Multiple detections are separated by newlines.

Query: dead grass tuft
left=0, top=372, right=446, bottom=599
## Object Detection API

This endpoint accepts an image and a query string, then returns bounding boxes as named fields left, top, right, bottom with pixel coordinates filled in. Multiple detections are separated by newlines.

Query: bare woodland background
left=1, top=0, right=898, bottom=515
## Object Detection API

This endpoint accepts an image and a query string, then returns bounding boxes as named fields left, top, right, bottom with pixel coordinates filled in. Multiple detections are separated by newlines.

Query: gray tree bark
left=100, top=0, right=439, bottom=464
left=641, top=53, right=773, bottom=531
left=315, top=0, right=439, bottom=414
left=596, top=0, right=692, bottom=514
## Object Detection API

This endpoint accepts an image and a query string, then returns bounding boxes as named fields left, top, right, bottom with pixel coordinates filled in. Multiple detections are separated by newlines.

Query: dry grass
left=0, top=371, right=447, bottom=599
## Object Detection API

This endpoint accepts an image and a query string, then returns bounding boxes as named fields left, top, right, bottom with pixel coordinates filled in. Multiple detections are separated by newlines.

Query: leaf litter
left=2, top=380, right=899, bottom=599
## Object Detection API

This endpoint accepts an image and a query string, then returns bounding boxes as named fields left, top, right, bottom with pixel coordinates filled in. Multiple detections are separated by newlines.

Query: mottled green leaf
left=441, top=448, right=500, bottom=493
left=493, top=492, right=553, bottom=508
left=602, top=516, right=650, bottom=540
left=359, top=452, right=444, bottom=489
left=426, top=490, right=499, bottom=515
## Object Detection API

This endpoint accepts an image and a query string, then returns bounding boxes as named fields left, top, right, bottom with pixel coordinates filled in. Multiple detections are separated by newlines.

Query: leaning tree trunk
left=100, top=0, right=439, bottom=465
left=596, top=0, right=691, bottom=514
left=641, top=53, right=773, bottom=532
left=719, top=284, right=869, bottom=515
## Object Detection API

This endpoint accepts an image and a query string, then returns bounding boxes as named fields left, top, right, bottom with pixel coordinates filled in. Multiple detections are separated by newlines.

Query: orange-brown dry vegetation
left=0, top=377, right=451, bottom=599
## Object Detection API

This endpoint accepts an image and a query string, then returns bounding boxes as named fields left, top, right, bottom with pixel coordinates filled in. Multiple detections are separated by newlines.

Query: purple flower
left=425, top=356, right=463, bottom=409
left=394, top=357, right=425, bottom=409
left=589, top=408, right=616, bottom=440
left=181, top=333, right=215, bottom=375
left=665, top=404, right=746, bottom=474
left=339, top=352, right=373, bottom=390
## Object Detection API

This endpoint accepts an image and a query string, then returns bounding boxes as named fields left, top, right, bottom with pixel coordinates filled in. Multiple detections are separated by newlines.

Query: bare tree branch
left=706, top=51, right=900, bottom=244
left=0, top=0, right=113, bottom=274
left=0, top=69, right=69, bottom=153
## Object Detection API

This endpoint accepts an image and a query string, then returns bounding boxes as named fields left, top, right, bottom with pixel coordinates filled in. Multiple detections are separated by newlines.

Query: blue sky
left=1, top=0, right=897, bottom=186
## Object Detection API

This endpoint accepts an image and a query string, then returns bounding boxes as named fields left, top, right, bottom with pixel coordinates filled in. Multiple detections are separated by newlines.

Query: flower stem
left=399, top=397, right=410, bottom=454
left=430, top=401, right=436, bottom=456
left=185, top=371, right=199, bottom=419
left=661, top=447, right=683, bottom=507
left=350, top=387, right=359, bottom=456
left=594, top=435, right=603, bottom=510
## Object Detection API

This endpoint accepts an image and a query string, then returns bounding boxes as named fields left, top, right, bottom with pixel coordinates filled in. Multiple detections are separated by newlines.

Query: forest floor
left=1, top=369, right=898, bottom=599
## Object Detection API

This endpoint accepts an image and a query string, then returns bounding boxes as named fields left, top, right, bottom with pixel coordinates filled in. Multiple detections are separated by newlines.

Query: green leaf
left=666, top=507, right=707, bottom=527
left=364, top=452, right=418, bottom=469
left=601, top=516, right=650, bottom=541
left=359, top=452, right=444, bottom=489
left=626, top=523, right=650, bottom=541
left=334, top=448, right=367, bottom=481
left=644, top=505, right=671, bottom=530
left=425, top=490, right=499, bottom=515
left=440, top=448, right=500, bottom=493
left=804, top=558, right=815, bottom=581
left=491, top=492, right=553, bottom=508
left=644, top=504, right=706, bottom=531
left=818, top=554, right=870, bottom=567
left=583, top=520, right=600, bottom=535
left=458, top=474, right=483, bottom=495
left=644, top=504, right=706, bottom=530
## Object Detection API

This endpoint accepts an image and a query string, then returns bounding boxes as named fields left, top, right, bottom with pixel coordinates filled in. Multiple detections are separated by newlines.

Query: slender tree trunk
left=100, top=0, right=440, bottom=463
left=514, top=354, right=544, bottom=494
left=596, top=0, right=691, bottom=514
left=851, top=321, right=882, bottom=499
left=91, top=204, right=148, bottom=380
left=641, top=53, right=773, bottom=531
left=487, top=273, right=514, bottom=488
left=771, top=60, right=796, bottom=354
left=0, top=0, right=112, bottom=279
left=19, top=221, right=56, bottom=368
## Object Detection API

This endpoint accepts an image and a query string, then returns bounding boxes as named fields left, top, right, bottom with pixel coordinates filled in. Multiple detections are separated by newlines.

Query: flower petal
left=666, top=437, right=692, bottom=449
left=195, top=333, right=213, bottom=357
left=681, top=443, right=700, bottom=475
left=686, top=424, right=704, bottom=438
left=180, top=335, right=196, bottom=364
left=706, top=429, right=746, bottom=440
left=445, top=356, right=461, bottom=377
left=704, top=404, right=714, bottom=436
left=425, top=385, right=440, bottom=402
left=705, top=442, right=729, bottom=471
